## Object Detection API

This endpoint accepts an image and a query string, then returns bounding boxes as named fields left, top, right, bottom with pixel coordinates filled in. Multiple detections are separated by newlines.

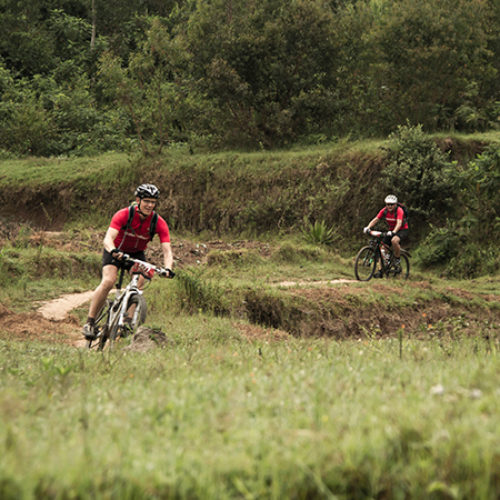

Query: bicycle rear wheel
left=354, top=246, right=377, bottom=281
left=388, top=254, right=410, bottom=280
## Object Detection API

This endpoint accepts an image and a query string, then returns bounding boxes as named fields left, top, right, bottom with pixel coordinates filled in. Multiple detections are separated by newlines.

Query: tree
left=368, top=0, right=497, bottom=132
left=98, top=17, right=194, bottom=155
left=182, top=0, right=340, bottom=147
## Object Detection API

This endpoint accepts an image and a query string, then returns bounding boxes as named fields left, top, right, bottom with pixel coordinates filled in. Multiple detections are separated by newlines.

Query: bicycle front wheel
left=354, top=246, right=377, bottom=281
left=87, top=303, right=109, bottom=350
left=99, top=300, right=121, bottom=350
left=126, top=293, right=147, bottom=332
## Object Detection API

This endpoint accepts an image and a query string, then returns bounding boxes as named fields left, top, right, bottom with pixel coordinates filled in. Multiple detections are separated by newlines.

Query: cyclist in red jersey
left=83, top=184, right=174, bottom=340
left=363, top=194, right=408, bottom=275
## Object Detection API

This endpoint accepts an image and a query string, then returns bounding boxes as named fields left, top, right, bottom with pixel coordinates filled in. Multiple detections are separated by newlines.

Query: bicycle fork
left=117, top=287, right=142, bottom=328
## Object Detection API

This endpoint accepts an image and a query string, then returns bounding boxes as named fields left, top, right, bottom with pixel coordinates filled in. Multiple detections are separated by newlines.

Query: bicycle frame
left=88, top=256, right=168, bottom=350
left=374, top=235, right=393, bottom=275
left=108, top=272, right=142, bottom=336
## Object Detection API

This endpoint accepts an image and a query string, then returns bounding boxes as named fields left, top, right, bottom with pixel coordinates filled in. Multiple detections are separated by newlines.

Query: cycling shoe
left=82, top=322, right=96, bottom=340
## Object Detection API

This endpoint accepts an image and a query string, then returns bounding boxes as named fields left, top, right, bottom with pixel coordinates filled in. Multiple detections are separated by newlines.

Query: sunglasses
left=386, top=203, right=396, bottom=207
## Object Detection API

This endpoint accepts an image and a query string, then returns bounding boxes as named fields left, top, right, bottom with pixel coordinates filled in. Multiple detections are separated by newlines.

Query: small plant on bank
left=302, top=219, right=337, bottom=246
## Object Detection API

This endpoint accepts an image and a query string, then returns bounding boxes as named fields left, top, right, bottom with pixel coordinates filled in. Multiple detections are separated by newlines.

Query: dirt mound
left=124, top=326, right=171, bottom=352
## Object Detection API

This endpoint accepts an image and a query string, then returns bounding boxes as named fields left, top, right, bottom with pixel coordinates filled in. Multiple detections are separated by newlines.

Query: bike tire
left=126, top=293, right=147, bottom=332
left=102, top=293, right=147, bottom=348
left=97, top=325, right=109, bottom=351
left=388, top=253, right=410, bottom=280
left=87, top=303, right=110, bottom=350
left=354, top=246, right=377, bottom=281
left=98, top=299, right=121, bottom=350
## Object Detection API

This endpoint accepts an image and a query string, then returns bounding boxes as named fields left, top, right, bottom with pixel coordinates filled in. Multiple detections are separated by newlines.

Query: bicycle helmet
left=384, top=194, right=398, bottom=204
left=135, top=183, right=160, bottom=199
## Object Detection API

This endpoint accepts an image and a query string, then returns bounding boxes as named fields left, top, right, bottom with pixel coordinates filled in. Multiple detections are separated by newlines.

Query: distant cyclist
left=363, top=194, right=409, bottom=275
left=82, top=183, right=174, bottom=340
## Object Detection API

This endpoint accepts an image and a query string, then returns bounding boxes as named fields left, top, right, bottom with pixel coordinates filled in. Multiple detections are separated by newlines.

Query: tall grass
left=0, top=328, right=498, bottom=499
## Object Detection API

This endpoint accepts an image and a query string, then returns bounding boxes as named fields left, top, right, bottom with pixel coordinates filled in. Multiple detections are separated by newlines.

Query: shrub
left=415, top=144, right=500, bottom=277
left=382, top=123, right=455, bottom=228
left=271, top=242, right=325, bottom=264
left=206, top=249, right=262, bottom=267
left=174, top=269, right=230, bottom=315
left=416, top=226, right=461, bottom=267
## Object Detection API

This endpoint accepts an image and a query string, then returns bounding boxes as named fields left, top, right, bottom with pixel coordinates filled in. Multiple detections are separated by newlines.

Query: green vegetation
left=0, top=153, right=128, bottom=186
left=0, top=0, right=498, bottom=155
left=0, top=203, right=498, bottom=498
left=0, top=332, right=498, bottom=499
left=0, top=67, right=498, bottom=498
left=2, top=127, right=498, bottom=278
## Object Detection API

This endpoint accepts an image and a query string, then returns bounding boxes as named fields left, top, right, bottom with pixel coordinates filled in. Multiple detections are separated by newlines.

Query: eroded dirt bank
left=1, top=279, right=497, bottom=348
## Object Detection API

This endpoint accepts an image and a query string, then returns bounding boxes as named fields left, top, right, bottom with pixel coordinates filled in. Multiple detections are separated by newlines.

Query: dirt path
left=38, top=291, right=94, bottom=320
left=276, top=279, right=356, bottom=287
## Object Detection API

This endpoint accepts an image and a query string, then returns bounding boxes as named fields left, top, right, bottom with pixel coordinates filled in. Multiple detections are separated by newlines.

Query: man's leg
left=83, top=265, right=118, bottom=339
left=391, top=235, right=401, bottom=258
left=89, top=265, right=118, bottom=318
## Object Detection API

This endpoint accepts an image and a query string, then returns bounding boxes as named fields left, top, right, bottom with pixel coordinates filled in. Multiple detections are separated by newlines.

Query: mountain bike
left=87, top=256, right=174, bottom=350
left=354, top=230, right=410, bottom=281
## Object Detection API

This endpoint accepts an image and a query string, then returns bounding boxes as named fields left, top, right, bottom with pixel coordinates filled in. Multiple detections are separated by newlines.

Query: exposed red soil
left=233, top=321, right=291, bottom=342
left=0, top=304, right=83, bottom=346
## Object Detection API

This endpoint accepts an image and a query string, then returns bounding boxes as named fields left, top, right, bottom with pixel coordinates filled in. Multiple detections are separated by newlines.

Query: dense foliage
left=416, top=144, right=500, bottom=277
left=0, top=0, right=498, bottom=155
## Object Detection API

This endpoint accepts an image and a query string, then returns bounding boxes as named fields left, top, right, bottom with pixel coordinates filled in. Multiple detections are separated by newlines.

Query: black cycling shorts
left=383, top=229, right=409, bottom=246
left=102, top=249, right=146, bottom=270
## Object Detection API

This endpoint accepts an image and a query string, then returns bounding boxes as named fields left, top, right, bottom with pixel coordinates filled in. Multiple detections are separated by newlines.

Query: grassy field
left=0, top=325, right=498, bottom=499
left=0, top=232, right=498, bottom=499
left=0, top=135, right=499, bottom=498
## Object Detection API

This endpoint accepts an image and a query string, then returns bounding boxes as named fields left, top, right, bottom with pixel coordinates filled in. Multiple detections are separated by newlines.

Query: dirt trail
left=33, top=278, right=357, bottom=323
left=38, top=291, right=94, bottom=320
left=276, top=279, right=356, bottom=287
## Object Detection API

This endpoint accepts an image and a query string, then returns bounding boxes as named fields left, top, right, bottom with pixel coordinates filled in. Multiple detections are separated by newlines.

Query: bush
left=415, top=144, right=500, bottom=277
left=449, top=145, right=500, bottom=239
left=174, top=269, right=230, bottom=315
left=271, top=242, right=325, bottom=264
left=382, top=123, right=455, bottom=228
left=416, top=226, right=461, bottom=268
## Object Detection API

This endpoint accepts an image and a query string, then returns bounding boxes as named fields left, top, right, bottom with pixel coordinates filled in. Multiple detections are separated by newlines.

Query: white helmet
left=135, top=183, right=160, bottom=199
left=384, top=194, right=398, bottom=204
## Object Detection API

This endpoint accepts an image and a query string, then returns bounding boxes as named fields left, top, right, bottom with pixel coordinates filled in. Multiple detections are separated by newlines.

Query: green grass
left=433, top=130, right=500, bottom=144
left=0, top=228, right=498, bottom=498
left=0, top=328, right=498, bottom=499
left=0, top=152, right=129, bottom=186
left=0, top=245, right=100, bottom=311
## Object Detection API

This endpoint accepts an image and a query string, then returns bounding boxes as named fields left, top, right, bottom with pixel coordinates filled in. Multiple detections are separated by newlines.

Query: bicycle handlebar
left=364, top=229, right=389, bottom=237
left=122, top=254, right=175, bottom=279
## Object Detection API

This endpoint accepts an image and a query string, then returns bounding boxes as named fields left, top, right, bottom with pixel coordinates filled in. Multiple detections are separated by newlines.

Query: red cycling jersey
left=376, top=206, right=408, bottom=231
left=109, top=206, right=170, bottom=253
